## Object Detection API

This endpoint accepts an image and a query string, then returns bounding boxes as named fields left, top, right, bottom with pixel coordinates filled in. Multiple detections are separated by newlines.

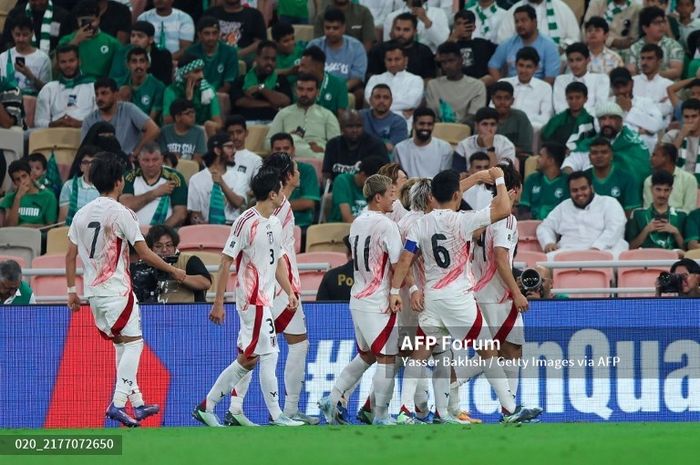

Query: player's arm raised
left=459, top=169, right=493, bottom=192
left=276, top=254, right=299, bottom=310
left=488, top=167, right=511, bottom=224
left=66, top=242, right=81, bottom=312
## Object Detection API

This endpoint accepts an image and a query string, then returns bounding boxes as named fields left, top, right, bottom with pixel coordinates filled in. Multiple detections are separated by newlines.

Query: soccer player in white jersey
left=225, top=151, right=319, bottom=426
left=378, top=163, right=409, bottom=223
left=318, top=174, right=405, bottom=425
left=66, top=153, right=187, bottom=428
left=390, top=168, right=542, bottom=424
left=468, top=161, right=529, bottom=412
left=192, top=168, right=304, bottom=427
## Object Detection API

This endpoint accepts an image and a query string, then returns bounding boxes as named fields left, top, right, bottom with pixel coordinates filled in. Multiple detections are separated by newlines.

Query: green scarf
left=474, top=2, right=499, bottom=38
left=26, top=0, right=52, bottom=54
left=242, top=68, right=278, bottom=92
left=604, top=0, right=630, bottom=24
left=4, top=50, right=18, bottom=88
left=175, top=58, right=214, bottom=105
left=66, top=176, right=80, bottom=226
left=438, top=98, right=456, bottom=123
left=158, top=22, right=167, bottom=50
left=151, top=194, right=170, bottom=225
left=58, top=72, right=94, bottom=89
left=46, top=151, right=62, bottom=197
left=545, top=0, right=560, bottom=45
left=208, top=181, right=226, bottom=225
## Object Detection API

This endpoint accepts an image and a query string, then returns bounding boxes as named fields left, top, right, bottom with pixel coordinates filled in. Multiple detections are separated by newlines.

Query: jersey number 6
left=431, top=234, right=450, bottom=268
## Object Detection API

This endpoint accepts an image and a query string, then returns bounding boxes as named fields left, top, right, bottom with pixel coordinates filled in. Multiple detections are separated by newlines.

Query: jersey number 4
left=431, top=234, right=450, bottom=268
left=352, top=236, right=371, bottom=272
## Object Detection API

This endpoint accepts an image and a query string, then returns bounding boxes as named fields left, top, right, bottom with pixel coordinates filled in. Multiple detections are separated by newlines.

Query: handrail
left=535, top=259, right=687, bottom=269
left=20, top=262, right=333, bottom=276
left=34, top=289, right=320, bottom=304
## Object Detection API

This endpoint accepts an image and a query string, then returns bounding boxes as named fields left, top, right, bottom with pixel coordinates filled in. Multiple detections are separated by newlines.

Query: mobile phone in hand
left=15, top=56, right=25, bottom=66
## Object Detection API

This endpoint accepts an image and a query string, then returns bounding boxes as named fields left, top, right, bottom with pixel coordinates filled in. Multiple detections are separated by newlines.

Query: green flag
left=46, top=150, right=63, bottom=197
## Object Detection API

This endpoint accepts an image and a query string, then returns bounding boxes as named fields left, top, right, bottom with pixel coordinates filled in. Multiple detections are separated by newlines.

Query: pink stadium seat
left=296, top=157, right=323, bottom=186
left=553, top=250, right=613, bottom=298
left=294, top=225, right=302, bottom=254
left=515, top=250, right=546, bottom=269
left=177, top=225, right=231, bottom=253
left=31, top=255, right=84, bottom=300
left=295, top=252, right=348, bottom=301
left=517, top=220, right=543, bottom=252
left=617, top=249, right=677, bottom=297
left=0, top=255, right=27, bottom=268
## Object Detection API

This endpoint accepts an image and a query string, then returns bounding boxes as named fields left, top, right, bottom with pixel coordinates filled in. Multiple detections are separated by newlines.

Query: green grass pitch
left=4, top=423, right=700, bottom=465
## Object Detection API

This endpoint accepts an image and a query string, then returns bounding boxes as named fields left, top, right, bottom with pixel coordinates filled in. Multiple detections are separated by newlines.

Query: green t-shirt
left=683, top=208, right=700, bottom=246
left=276, top=41, right=306, bottom=86
left=290, top=161, right=320, bottom=227
left=5, top=281, right=34, bottom=304
left=625, top=206, right=687, bottom=249
left=329, top=173, right=365, bottom=222
left=585, top=165, right=642, bottom=212
left=575, top=127, right=651, bottom=185
left=278, top=0, right=309, bottom=18
left=294, top=72, right=348, bottom=114
left=59, top=31, right=122, bottom=79
left=158, top=124, right=207, bottom=160
left=119, top=74, right=165, bottom=117
left=163, top=83, right=221, bottom=125
left=185, top=41, right=239, bottom=91
left=0, top=189, right=57, bottom=225
left=520, top=171, right=569, bottom=220
left=541, top=109, right=595, bottom=148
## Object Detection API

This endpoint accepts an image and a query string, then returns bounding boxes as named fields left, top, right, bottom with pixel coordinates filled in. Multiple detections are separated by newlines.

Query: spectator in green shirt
left=163, top=53, right=222, bottom=136
left=271, top=21, right=306, bottom=86
left=186, top=16, right=239, bottom=94
left=269, top=132, right=320, bottom=228
left=329, top=155, right=386, bottom=223
left=0, top=260, right=35, bottom=305
left=118, top=47, right=166, bottom=122
left=541, top=82, right=595, bottom=149
left=278, top=0, right=310, bottom=25
left=584, top=137, right=642, bottom=217
left=58, top=0, right=121, bottom=80
left=0, top=159, right=57, bottom=227
left=519, top=142, right=569, bottom=220
left=297, top=45, right=349, bottom=116
left=626, top=170, right=687, bottom=250
left=684, top=208, right=700, bottom=250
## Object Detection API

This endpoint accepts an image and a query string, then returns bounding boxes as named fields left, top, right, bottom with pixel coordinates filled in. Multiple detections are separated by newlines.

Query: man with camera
left=656, top=258, right=700, bottom=297
left=131, top=225, right=212, bottom=303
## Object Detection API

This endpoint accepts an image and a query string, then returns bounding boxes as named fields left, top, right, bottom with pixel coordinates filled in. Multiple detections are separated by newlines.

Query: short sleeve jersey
left=273, top=197, right=300, bottom=294
left=222, top=207, right=283, bottom=307
left=349, top=210, right=403, bottom=313
left=68, top=197, right=144, bottom=298
left=471, top=215, right=519, bottom=304
left=406, top=207, right=492, bottom=298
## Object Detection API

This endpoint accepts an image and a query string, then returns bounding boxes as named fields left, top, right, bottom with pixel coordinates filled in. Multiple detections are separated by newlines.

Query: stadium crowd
left=3, top=0, right=700, bottom=293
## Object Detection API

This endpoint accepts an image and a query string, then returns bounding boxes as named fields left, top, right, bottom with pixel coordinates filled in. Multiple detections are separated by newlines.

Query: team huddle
left=66, top=151, right=542, bottom=427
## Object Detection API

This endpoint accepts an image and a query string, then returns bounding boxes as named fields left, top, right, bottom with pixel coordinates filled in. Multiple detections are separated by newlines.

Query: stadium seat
left=432, top=123, right=471, bottom=146
left=305, top=223, right=350, bottom=253
left=618, top=249, right=679, bottom=261
left=552, top=250, right=614, bottom=297
left=28, top=128, right=82, bottom=180
left=46, top=226, right=70, bottom=255
left=0, top=255, right=27, bottom=268
left=684, top=248, right=700, bottom=259
left=617, top=249, right=680, bottom=297
left=296, top=252, right=347, bottom=301
left=23, top=95, right=36, bottom=128
left=294, top=225, right=302, bottom=254
left=176, top=159, right=200, bottom=184
left=293, top=24, right=314, bottom=42
left=296, top=157, right=323, bottom=186
left=517, top=219, right=543, bottom=252
left=31, top=255, right=84, bottom=302
left=0, top=127, right=24, bottom=193
left=515, top=250, right=546, bottom=269
left=245, top=125, right=269, bottom=156
left=177, top=225, right=231, bottom=254
left=0, top=227, right=41, bottom=265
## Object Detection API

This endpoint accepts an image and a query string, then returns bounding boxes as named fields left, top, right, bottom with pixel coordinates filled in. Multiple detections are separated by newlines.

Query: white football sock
left=432, top=352, right=450, bottom=418
left=283, top=339, right=308, bottom=416
left=482, top=356, right=516, bottom=414
left=228, top=369, right=253, bottom=414
left=448, top=382, right=461, bottom=415
left=372, top=362, right=396, bottom=420
left=400, top=361, right=421, bottom=412
left=113, top=340, right=143, bottom=409
left=330, top=355, right=371, bottom=407
left=259, top=352, right=283, bottom=420
left=503, top=361, right=520, bottom=400
left=206, top=360, right=250, bottom=412
left=453, top=356, right=484, bottom=385
left=414, top=370, right=431, bottom=416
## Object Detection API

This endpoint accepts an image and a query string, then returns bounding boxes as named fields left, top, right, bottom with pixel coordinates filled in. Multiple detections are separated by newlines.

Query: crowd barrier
left=0, top=299, right=698, bottom=428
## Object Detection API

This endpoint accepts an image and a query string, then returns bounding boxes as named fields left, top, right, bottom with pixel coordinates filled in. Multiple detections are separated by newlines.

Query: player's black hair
left=516, top=46, right=540, bottom=66
left=514, top=4, right=537, bottom=20
left=127, top=46, right=149, bottom=62
left=324, top=8, right=345, bottom=24
left=584, top=16, right=609, bottom=34
left=358, top=156, right=387, bottom=176
left=256, top=40, right=277, bottom=55
left=640, top=43, right=663, bottom=60
left=393, top=12, right=418, bottom=29
left=589, top=137, right=612, bottom=150
left=657, top=143, right=679, bottom=164
left=271, top=22, right=295, bottom=42
left=475, top=107, right=499, bottom=123
left=262, top=152, right=295, bottom=184
left=640, top=6, right=665, bottom=29
left=8, top=159, right=30, bottom=178
left=90, top=152, right=127, bottom=194
left=499, top=159, right=522, bottom=190
left=682, top=98, right=700, bottom=113
left=145, top=225, right=180, bottom=249
left=196, top=15, right=219, bottom=32
left=541, top=142, right=567, bottom=168
left=565, top=42, right=590, bottom=59
left=27, top=152, right=47, bottom=170
left=224, top=114, right=247, bottom=131
left=491, top=81, right=514, bottom=96
left=270, top=132, right=294, bottom=147
left=567, top=170, right=592, bottom=188
left=431, top=169, right=461, bottom=204
left=251, top=167, right=283, bottom=201
left=94, top=77, right=118, bottom=92
left=651, top=169, right=674, bottom=188
left=302, top=45, right=326, bottom=64
left=565, top=81, right=588, bottom=97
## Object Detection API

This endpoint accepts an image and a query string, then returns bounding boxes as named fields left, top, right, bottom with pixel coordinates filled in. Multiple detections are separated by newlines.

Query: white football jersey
left=405, top=207, right=492, bottom=298
left=386, top=199, right=408, bottom=223
left=397, top=210, right=426, bottom=290
left=222, top=207, right=283, bottom=307
left=273, top=196, right=300, bottom=294
left=471, top=215, right=519, bottom=304
left=68, top=196, right=144, bottom=298
left=349, top=210, right=403, bottom=313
